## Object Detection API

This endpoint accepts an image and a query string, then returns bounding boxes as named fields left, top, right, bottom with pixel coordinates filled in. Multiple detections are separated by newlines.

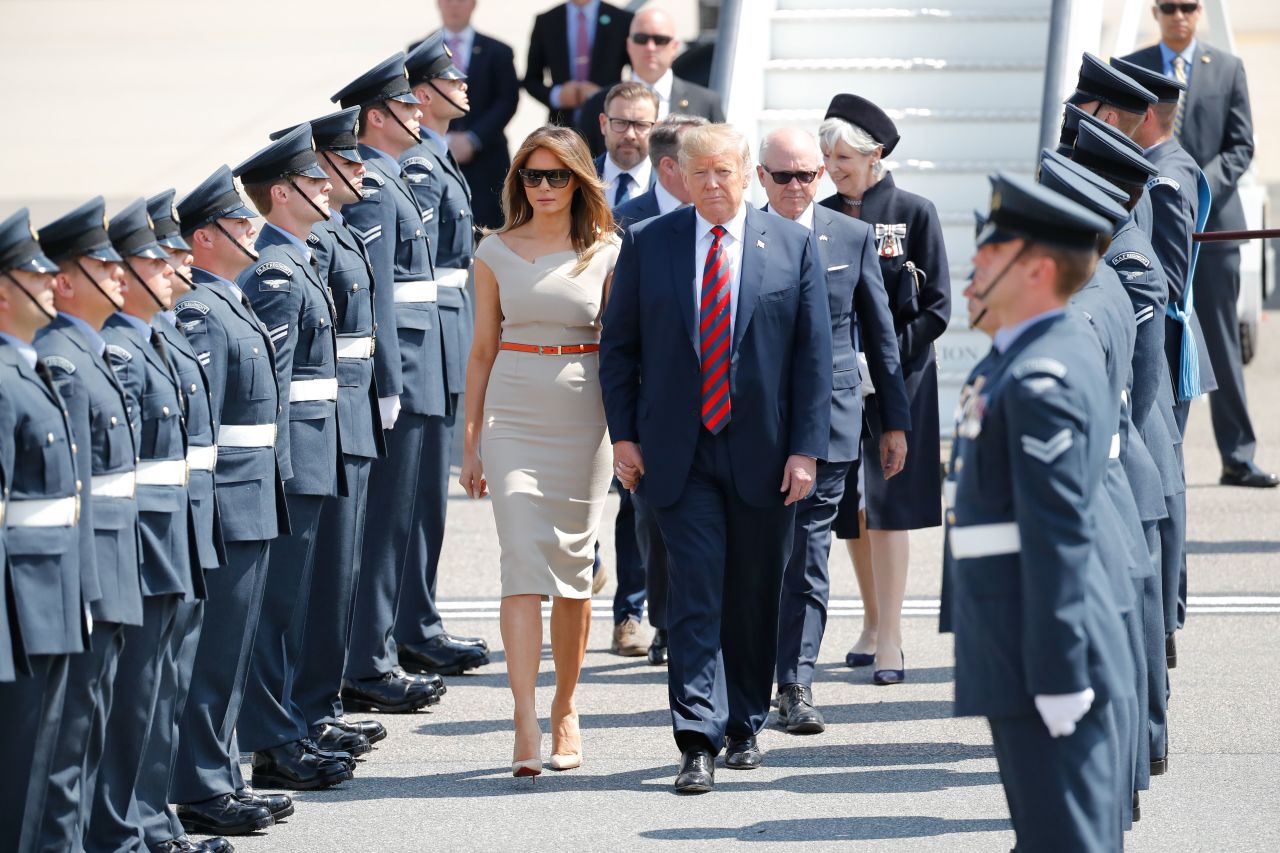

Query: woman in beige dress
left=460, top=126, right=618, bottom=779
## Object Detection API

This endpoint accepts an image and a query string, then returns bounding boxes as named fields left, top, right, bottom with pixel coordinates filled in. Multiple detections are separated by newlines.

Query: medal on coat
left=955, top=375, right=988, bottom=439
left=875, top=223, right=907, bottom=258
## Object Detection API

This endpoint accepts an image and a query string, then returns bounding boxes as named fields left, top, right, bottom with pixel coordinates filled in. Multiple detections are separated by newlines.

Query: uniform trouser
left=988, top=701, right=1122, bottom=853
left=652, top=427, right=796, bottom=753
left=295, top=456, right=373, bottom=729
left=1160, top=489, right=1186, bottom=638
left=347, top=413, right=424, bottom=681
left=1196, top=248, right=1256, bottom=467
left=394, top=408, right=454, bottom=652
left=1172, top=402, right=1191, bottom=632
left=240, top=495, right=326, bottom=752
left=0, top=654, right=69, bottom=853
left=86, top=594, right=181, bottom=852
left=775, top=461, right=851, bottom=688
left=633, top=490, right=668, bottom=630
left=610, top=485, right=646, bottom=624
left=172, top=540, right=270, bottom=804
left=137, top=598, right=205, bottom=846
left=1142, top=569, right=1169, bottom=766
left=1123, top=587, right=1149, bottom=798
left=38, top=620, right=125, bottom=853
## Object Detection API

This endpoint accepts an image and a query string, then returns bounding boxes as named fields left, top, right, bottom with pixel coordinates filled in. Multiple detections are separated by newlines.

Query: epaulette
left=43, top=355, right=76, bottom=374
left=1110, top=250, right=1151, bottom=268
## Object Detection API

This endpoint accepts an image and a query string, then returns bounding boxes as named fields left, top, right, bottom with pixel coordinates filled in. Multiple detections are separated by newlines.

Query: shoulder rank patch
left=43, top=355, right=76, bottom=374
left=175, top=300, right=210, bottom=315
left=1110, top=250, right=1151, bottom=268
left=1135, top=304, right=1156, bottom=326
left=362, top=172, right=385, bottom=186
left=105, top=344, right=132, bottom=363
left=259, top=278, right=291, bottom=291
left=1021, top=428, right=1074, bottom=464
left=306, top=232, right=321, bottom=245
left=255, top=261, right=292, bottom=277
left=402, top=156, right=433, bottom=171
left=1011, top=357, right=1067, bottom=380
left=1147, top=175, right=1180, bottom=191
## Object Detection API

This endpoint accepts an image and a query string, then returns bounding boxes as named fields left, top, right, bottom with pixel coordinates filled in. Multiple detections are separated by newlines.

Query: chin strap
left=3, top=270, right=56, bottom=319
left=122, top=258, right=167, bottom=311
left=969, top=243, right=1030, bottom=329
left=74, top=259, right=123, bottom=312
left=383, top=99, right=421, bottom=147
left=287, top=177, right=330, bottom=223
left=169, top=266, right=194, bottom=289
left=426, top=80, right=470, bottom=118
left=213, top=221, right=259, bottom=263
left=322, top=151, right=363, bottom=205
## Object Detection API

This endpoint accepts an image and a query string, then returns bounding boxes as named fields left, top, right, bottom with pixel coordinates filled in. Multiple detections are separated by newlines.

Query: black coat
left=574, top=75, right=725, bottom=157
left=523, top=1, right=633, bottom=127
left=448, top=32, right=519, bottom=229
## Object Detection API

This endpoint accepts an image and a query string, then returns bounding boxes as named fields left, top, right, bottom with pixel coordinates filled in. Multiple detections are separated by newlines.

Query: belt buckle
left=539, top=344, right=561, bottom=355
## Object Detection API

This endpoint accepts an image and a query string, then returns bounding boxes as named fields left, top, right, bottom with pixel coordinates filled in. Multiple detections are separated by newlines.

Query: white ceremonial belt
left=136, top=459, right=189, bottom=487
left=91, top=471, right=137, bottom=499
left=949, top=522, right=1021, bottom=559
left=943, top=480, right=957, bottom=510
left=187, top=445, right=218, bottom=471
left=393, top=280, right=438, bottom=303
left=218, top=424, right=277, bottom=448
left=336, top=336, right=375, bottom=360
left=434, top=267, right=468, bottom=289
left=289, top=377, right=339, bottom=403
left=1109, top=433, right=1121, bottom=460
left=7, top=496, right=78, bottom=528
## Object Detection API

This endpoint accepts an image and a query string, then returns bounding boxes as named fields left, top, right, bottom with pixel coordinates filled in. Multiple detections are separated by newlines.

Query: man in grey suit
left=1123, top=1, right=1277, bottom=488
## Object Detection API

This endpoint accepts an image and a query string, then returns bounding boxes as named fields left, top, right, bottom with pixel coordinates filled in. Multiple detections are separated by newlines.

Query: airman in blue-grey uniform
left=0, top=209, right=87, bottom=853
left=35, top=197, right=142, bottom=853
left=397, top=31, right=490, bottom=677
left=135, top=192, right=238, bottom=853
left=950, top=173, right=1133, bottom=853
left=170, top=166, right=288, bottom=839
left=332, top=53, right=448, bottom=713
left=278, top=106, right=391, bottom=752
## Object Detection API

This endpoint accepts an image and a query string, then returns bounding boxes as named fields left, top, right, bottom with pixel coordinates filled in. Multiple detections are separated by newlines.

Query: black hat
left=233, top=124, right=328, bottom=186
left=1109, top=57, right=1186, bottom=104
left=146, top=190, right=192, bottom=252
left=108, top=198, right=169, bottom=260
left=824, top=94, right=900, bottom=156
left=405, top=32, right=467, bottom=85
left=1073, top=119, right=1158, bottom=188
left=332, top=52, right=420, bottom=109
left=1037, top=151, right=1129, bottom=229
left=1067, top=52, right=1157, bottom=114
left=1058, top=104, right=1093, bottom=151
left=272, top=106, right=362, bottom=163
left=176, top=165, right=256, bottom=236
left=977, top=172, right=1111, bottom=252
left=39, top=197, right=124, bottom=264
left=0, top=208, right=58, bottom=274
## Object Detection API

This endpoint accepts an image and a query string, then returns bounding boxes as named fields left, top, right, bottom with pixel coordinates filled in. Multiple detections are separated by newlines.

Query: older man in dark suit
left=524, top=0, right=633, bottom=127
left=1123, top=1, right=1276, bottom=488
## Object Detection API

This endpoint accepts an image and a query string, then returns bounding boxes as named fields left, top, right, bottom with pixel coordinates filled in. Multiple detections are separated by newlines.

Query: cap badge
left=171, top=204, right=181, bottom=225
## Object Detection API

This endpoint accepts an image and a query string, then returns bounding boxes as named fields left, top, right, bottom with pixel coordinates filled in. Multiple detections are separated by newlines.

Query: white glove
left=378, top=395, right=402, bottom=430
left=1035, top=688, right=1096, bottom=738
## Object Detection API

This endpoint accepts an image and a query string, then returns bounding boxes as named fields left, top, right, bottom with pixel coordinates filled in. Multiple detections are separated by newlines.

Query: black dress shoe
left=1220, top=461, right=1280, bottom=488
left=341, top=672, right=437, bottom=713
left=150, top=839, right=201, bottom=853
left=674, top=749, right=715, bottom=793
left=777, top=683, right=826, bottom=734
left=233, top=786, right=293, bottom=820
left=177, top=793, right=273, bottom=836
left=1150, top=756, right=1168, bottom=776
left=300, top=737, right=357, bottom=770
left=392, top=666, right=446, bottom=696
left=333, top=717, right=388, bottom=745
left=1132, top=790, right=1141, bottom=822
left=845, top=650, right=875, bottom=668
left=442, top=631, right=489, bottom=653
left=251, top=740, right=353, bottom=791
left=872, top=651, right=906, bottom=686
left=310, top=723, right=373, bottom=756
left=195, top=839, right=234, bottom=853
left=1166, top=633, right=1178, bottom=669
left=647, top=629, right=669, bottom=665
left=398, top=635, right=489, bottom=676
left=724, top=735, right=763, bottom=769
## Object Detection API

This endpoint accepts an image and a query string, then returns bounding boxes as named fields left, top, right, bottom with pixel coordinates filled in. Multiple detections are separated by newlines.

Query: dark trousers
left=633, top=490, right=668, bottom=630
left=172, top=539, right=270, bottom=804
left=1196, top=248, right=1256, bottom=466
left=1142, top=570, right=1169, bottom=766
left=988, top=703, right=1122, bottom=853
left=295, top=456, right=373, bottom=728
left=652, top=427, right=796, bottom=752
left=39, top=621, right=125, bottom=853
left=1160, top=489, right=1186, bottom=638
left=87, top=594, right=181, bottom=852
left=776, top=461, right=851, bottom=688
left=348, top=413, right=424, bottom=681
left=611, top=486, right=646, bottom=624
left=240, top=494, right=326, bottom=752
left=394, top=409, right=454, bottom=651
left=0, top=654, right=69, bottom=853
left=137, top=598, right=204, bottom=846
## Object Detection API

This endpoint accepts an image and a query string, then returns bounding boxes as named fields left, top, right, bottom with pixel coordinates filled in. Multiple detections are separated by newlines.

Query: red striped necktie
left=700, top=225, right=732, bottom=433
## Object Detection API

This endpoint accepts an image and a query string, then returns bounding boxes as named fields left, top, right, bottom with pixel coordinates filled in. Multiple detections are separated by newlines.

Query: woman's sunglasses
left=518, top=168, right=573, bottom=189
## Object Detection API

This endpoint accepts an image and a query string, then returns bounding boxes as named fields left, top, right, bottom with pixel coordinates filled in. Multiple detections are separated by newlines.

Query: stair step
left=771, top=9, right=1050, bottom=63
left=764, top=60, right=1044, bottom=112
left=777, top=0, right=1049, bottom=10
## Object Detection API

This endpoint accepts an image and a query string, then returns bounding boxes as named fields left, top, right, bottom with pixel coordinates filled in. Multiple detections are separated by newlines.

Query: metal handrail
left=708, top=0, right=742, bottom=106
left=1037, top=0, right=1074, bottom=152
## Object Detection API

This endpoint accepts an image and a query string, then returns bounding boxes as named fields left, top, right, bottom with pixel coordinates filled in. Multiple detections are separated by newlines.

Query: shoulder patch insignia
left=43, top=355, right=76, bottom=374
left=255, top=261, right=293, bottom=277
left=105, top=344, right=132, bottom=362
left=1110, top=250, right=1151, bottom=268
left=402, top=156, right=433, bottom=171
left=259, top=278, right=291, bottom=291
left=175, top=300, right=210, bottom=315
left=180, top=319, right=203, bottom=332
left=362, top=172, right=385, bottom=187
left=306, top=232, right=321, bottom=246
left=1147, top=175, right=1180, bottom=191
left=1011, top=357, right=1067, bottom=380
left=1020, top=428, right=1074, bottom=464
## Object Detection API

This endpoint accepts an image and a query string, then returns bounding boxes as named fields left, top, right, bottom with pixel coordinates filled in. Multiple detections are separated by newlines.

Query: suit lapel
left=732, top=208, right=767, bottom=353
left=813, top=206, right=836, bottom=270
left=589, top=5, right=615, bottom=80
left=1184, top=42, right=1211, bottom=122
left=550, top=4, right=571, bottom=81
left=667, top=209, right=698, bottom=355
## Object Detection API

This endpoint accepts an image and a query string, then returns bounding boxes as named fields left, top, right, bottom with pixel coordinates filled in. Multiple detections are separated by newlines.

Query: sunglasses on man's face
left=518, top=168, right=573, bottom=189
left=763, top=167, right=819, bottom=186
left=630, top=33, right=674, bottom=46
left=1157, top=2, right=1200, bottom=14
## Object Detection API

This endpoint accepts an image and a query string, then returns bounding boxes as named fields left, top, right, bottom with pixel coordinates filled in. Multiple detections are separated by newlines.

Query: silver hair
left=818, top=117, right=886, bottom=178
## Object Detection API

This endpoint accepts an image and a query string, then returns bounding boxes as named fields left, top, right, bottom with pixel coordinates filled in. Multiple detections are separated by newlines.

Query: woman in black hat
left=819, top=94, right=950, bottom=684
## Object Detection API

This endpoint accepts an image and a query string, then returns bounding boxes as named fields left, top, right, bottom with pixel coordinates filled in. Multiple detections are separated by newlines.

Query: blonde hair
left=500, top=126, right=617, bottom=275
left=677, top=123, right=751, bottom=170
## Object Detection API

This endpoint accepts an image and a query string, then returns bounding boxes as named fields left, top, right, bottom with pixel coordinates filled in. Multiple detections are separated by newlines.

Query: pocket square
left=826, top=263, right=850, bottom=272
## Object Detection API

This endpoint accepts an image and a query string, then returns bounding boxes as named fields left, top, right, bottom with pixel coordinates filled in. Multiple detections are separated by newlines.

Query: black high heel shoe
left=872, top=651, right=905, bottom=685
left=845, top=649, right=875, bottom=668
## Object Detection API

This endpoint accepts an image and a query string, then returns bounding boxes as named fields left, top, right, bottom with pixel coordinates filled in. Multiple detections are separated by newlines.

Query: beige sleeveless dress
left=475, top=234, right=619, bottom=598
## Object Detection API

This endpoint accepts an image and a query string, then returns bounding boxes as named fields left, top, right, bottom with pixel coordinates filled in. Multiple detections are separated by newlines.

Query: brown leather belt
left=500, top=342, right=600, bottom=355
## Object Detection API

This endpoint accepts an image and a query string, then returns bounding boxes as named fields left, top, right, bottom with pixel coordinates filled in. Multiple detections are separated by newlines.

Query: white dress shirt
left=602, top=155, right=652, bottom=205
left=642, top=68, right=675, bottom=120
left=442, top=26, right=475, bottom=74
left=654, top=180, right=684, bottom=216
left=693, top=204, right=747, bottom=345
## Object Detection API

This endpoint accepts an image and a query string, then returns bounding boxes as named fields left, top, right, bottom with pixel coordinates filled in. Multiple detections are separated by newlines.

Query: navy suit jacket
left=524, top=1, right=634, bottom=126
left=600, top=205, right=832, bottom=508
left=575, top=75, right=725, bottom=156
left=612, top=186, right=661, bottom=229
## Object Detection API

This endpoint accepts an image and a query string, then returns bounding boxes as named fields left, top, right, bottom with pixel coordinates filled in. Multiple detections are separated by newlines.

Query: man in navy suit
left=524, top=0, right=633, bottom=127
left=757, top=128, right=909, bottom=734
left=593, top=81, right=659, bottom=208
left=613, top=113, right=705, bottom=229
left=601, top=123, right=832, bottom=793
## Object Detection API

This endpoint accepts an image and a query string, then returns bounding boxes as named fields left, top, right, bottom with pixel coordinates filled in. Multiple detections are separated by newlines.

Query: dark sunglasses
left=763, top=167, right=819, bottom=185
left=1156, top=2, right=1199, bottom=14
left=518, top=168, right=573, bottom=188
left=630, top=33, right=674, bottom=46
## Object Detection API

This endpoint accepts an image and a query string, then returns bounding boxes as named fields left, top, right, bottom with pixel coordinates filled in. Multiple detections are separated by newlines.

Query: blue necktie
left=614, top=172, right=633, bottom=207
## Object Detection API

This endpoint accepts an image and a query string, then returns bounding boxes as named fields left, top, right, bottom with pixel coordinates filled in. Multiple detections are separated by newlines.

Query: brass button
left=47, top=432, right=55, bottom=444
left=162, top=406, right=170, bottom=416
left=415, top=229, right=422, bottom=237
left=352, top=284, right=359, bottom=291
left=947, top=511, right=956, bottom=525
left=191, top=384, right=198, bottom=393
left=253, top=347, right=259, bottom=355
left=71, top=443, right=77, bottom=453
left=110, top=416, right=118, bottom=426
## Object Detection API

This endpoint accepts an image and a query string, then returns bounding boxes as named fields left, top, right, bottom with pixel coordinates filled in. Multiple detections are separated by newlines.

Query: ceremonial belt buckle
left=91, top=471, right=138, bottom=499
left=289, top=377, right=340, bottom=403
left=7, top=495, right=79, bottom=527
left=336, top=336, right=375, bottom=360
left=218, top=424, right=277, bottom=448
left=136, top=459, right=190, bottom=487
left=187, top=444, right=218, bottom=471
left=948, top=522, right=1021, bottom=559
left=393, top=279, right=438, bottom=303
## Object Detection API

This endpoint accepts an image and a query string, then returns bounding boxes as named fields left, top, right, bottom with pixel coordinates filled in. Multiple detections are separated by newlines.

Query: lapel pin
left=756, top=239, right=766, bottom=249
left=600, top=13, right=611, bottom=25
left=1201, top=54, right=1211, bottom=64
left=679, top=98, right=690, bottom=108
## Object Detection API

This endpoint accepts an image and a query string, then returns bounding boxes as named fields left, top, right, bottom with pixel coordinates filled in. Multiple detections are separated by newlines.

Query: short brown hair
left=602, top=81, right=659, bottom=117
left=1024, top=242, right=1099, bottom=297
left=648, top=114, right=709, bottom=168
left=242, top=180, right=283, bottom=217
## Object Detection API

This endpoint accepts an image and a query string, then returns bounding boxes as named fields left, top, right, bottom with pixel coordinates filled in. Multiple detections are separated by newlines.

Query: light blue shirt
left=0, top=332, right=38, bottom=368
left=192, top=266, right=246, bottom=304
left=262, top=222, right=312, bottom=265
left=115, top=311, right=153, bottom=338
left=60, top=311, right=107, bottom=356
left=364, top=145, right=403, bottom=177
left=993, top=309, right=1064, bottom=354
left=551, top=0, right=601, bottom=109
left=157, top=310, right=176, bottom=328
left=1159, top=39, right=1197, bottom=87
left=419, top=126, right=449, bottom=158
